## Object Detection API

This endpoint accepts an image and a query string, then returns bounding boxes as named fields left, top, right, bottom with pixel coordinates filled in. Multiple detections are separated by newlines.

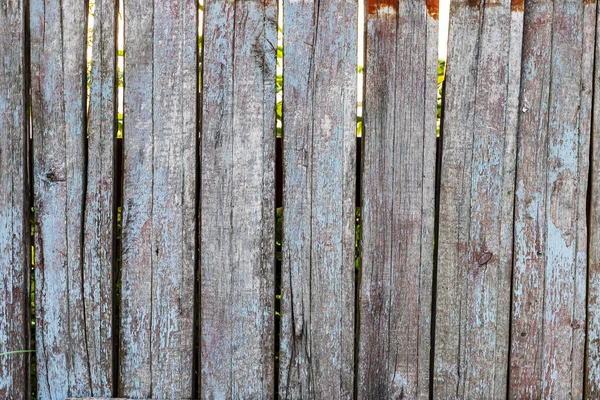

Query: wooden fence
left=2, top=0, right=600, bottom=398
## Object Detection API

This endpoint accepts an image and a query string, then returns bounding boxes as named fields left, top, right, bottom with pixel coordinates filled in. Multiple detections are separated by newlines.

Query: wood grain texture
left=0, top=0, right=30, bottom=398
left=279, top=0, right=357, bottom=397
left=433, top=0, right=523, bottom=397
left=510, top=0, right=594, bottom=397
left=357, top=0, right=436, bottom=397
left=200, top=0, right=277, bottom=396
left=84, top=0, right=118, bottom=395
left=120, top=0, right=197, bottom=397
left=588, top=0, right=600, bottom=395
left=30, top=0, right=94, bottom=398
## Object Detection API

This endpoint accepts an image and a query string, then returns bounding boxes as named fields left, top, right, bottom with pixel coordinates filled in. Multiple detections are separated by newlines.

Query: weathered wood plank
left=433, top=0, right=522, bottom=396
left=83, top=0, right=118, bottom=395
left=0, top=1, right=30, bottom=398
left=30, top=0, right=95, bottom=398
left=510, top=0, right=594, bottom=396
left=200, top=0, right=277, bottom=396
left=357, top=0, right=437, bottom=397
left=279, top=0, right=357, bottom=397
left=588, top=0, right=600, bottom=394
left=120, top=0, right=197, bottom=397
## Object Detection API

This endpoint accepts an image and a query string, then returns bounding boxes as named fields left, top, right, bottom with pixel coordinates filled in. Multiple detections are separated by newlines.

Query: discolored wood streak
left=30, top=0, right=94, bottom=397
left=358, top=0, right=436, bottom=398
left=84, top=0, right=118, bottom=395
left=279, top=0, right=357, bottom=397
left=510, top=0, right=593, bottom=397
left=120, top=0, right=197, bottom=397
left=0, top=1, right=30, bottom=398
left=200, top=0, right=277, bottom=397
left=433, top=0, right=522, bottom=397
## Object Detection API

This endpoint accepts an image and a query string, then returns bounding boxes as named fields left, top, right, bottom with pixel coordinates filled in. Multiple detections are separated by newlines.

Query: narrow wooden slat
left=120, top=0, right=197, bottom=397
left=0, top=1, right=30, bottom=398
left=30, top=0, right=94, bottom=398
left=84, top=0, right=118, bottom=395
left=577, top=0, right=596, bottom=395
left=357, top=0, right=437, bottom=397
left=433, top=0, right=522, bottom=396
left=279, top=0, right=357, bottom=397
left=588, top=0, right=600, bottom=394
left=510, top=0, right=594, bottom=396
left=200, top=0, right=277, bottom=396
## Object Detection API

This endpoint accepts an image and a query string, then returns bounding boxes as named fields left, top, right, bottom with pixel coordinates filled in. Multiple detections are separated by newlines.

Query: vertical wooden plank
left=433, top=0, right=522, bottom=396
left=84, top=0, right=118, bottom=395
left=577, top=0, right=595, bottom=396
left=200, top=0, right=277, bottom=396
left=588, top=0, right=600, bottom=395
left=279, top=0, right=357, bottom=397
left=357, top=0, right=436, bottom=397
left=30, top=0, right=93, bottom=397
left=510, top=0, right=594, bottom=396
left=0, top=0, right=30, bottom=398
left=120, top=0, right=197, bottom=397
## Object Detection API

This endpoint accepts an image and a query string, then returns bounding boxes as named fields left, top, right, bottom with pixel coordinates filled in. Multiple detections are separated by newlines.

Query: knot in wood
left=477, top=251, right=493, bottom=266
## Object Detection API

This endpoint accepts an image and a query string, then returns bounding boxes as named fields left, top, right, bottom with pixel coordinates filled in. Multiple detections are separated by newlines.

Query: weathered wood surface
left=30, top=0, right=96, bottom=398
left=200, top=0, right=277, bottom=396
left=0, top=1, right=30, bottom=398
left=279, top=0, right=357, bottom=397
left=510, top=0, right=594, bottom=397
left=357, top=0, right=436, bottom=397
left=588, top=0, right=600, bottom=394
left=120, top=0, right=196, bottom=397
left=433, top=0, right=522, bottom=396
left=83, top=0, right=118, bottom=395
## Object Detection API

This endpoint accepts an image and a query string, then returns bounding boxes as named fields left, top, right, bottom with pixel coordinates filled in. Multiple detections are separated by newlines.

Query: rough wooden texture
left=200, top=0, right=277, bottom=396
left=357, top=0, right=436, bottom=397
left=433, top=0, right=523, bottom=396
left=0, top=1, right=30, bottom=398
left=84, top=0, right=118, bottom=395
left=279, top=0, right=357, bottom=397
left=588, top=0, right=600, bottom=395
left=120, top=0, right=197, bottom=397
left=30, top=0, right=95, bottom=398
left=510, top=0, right=594, bottom=397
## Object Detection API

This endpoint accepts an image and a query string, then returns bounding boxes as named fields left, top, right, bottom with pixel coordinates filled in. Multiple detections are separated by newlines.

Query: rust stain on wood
left=426, top=0, right=439, bottom=19
left=366, top=0, right=397, bottom=15
left=511, top=0, right=524, bottom=12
